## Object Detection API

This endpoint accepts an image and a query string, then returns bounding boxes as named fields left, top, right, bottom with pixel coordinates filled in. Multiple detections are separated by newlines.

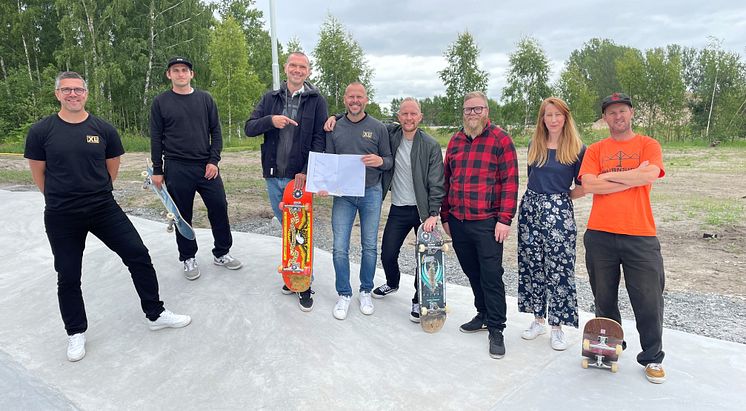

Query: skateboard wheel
left=277, top=265, right=283, bottom=274
left=304, top=203, right=310, bottom=211
left=442, top=243, right=449, bottom=252
left=166, top=212, right=175, bottom=220
left=166, top=225, right=174, bottom=233
left=444, top=305, right=451, bottom=313
left=418, top=244, right=426, bottom=253
left=279, top=202, right=285, bottom=209
left=581, top=358, right=589, bottom=369
left=141, top=171, right=148, bottom=177
left=582, top=339, right=590, bottom=351
left=615, top=344, right=623, bottom=356
left=421, top=307, right=428, bottom=316
left=610, top=362, right=619, bottom=373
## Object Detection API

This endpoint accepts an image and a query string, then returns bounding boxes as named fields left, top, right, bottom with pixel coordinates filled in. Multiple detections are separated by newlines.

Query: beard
left=463, top=117, right=486, bottom=137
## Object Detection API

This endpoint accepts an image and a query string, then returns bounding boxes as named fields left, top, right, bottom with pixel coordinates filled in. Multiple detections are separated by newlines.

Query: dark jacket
left=382, top=124, right=445, bottom=221
left=244, top=81, right=327, bottom=178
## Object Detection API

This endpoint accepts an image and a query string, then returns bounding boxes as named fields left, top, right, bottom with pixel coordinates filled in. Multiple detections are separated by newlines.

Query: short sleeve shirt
left=24, top=114, right=125, bottom=212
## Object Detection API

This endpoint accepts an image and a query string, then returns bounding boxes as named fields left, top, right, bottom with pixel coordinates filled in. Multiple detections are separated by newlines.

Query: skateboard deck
left=277, top=181, right=313, bottom=292
left=581, top=317, right=624, bottom=372
left=416, top=224, right=447, bottom=333
left=142, top=163, right=195, bottom=240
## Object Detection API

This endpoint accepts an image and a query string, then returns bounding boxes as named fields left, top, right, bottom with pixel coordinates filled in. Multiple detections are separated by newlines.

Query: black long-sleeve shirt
left=150, top=89, right=222, bottom=175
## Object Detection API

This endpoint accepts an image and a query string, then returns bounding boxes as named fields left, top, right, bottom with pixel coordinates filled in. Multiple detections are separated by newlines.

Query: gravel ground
left=216, top=213, right=746, bottom=345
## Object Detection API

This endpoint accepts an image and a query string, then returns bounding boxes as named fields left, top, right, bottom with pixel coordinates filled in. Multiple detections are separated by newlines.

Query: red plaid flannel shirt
left=440, top=121, right=519, bottom=225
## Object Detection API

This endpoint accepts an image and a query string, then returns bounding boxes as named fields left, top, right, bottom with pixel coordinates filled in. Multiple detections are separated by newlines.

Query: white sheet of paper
left=306, top=152, right=366, bottom=197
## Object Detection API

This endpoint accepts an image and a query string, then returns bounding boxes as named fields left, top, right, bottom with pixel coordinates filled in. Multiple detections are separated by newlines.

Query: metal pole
left=269, top=0, right=280, bottom=90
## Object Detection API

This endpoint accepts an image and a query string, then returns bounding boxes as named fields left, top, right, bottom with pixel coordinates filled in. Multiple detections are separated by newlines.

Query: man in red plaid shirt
left=441, top=91, right=519, bottom=359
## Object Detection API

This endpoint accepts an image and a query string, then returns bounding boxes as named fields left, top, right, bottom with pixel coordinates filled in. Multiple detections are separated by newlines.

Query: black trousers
left=449, top=215, right=507, bottom=331
left=380, top=205, right=421, bottom=303
left=164, top=160, right=233, bottom=261
left=44, top=198, right=164, bottom=335
left=584, top=229, right=665, bottom=365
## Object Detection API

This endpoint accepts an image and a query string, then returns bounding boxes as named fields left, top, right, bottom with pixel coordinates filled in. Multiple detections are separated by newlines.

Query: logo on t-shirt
left=86, top=135, right=100, bottom=144
left=601, top=150, right=640, bottom=173
left=361, top=130, right=373, bottom=140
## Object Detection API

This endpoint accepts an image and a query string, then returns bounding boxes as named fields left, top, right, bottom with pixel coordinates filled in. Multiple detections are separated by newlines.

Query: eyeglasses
left=463, top=106, right=486, bottom=115
left=57, top=87, right=87, bottom=95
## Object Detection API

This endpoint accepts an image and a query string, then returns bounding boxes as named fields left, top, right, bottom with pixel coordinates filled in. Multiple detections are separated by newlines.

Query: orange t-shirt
left=578, top=134, right=665, bottom=236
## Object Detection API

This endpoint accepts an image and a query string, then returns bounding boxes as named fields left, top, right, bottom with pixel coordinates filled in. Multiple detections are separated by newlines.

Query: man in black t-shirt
left=24, top=71, right=191, bottom=363
left=150, top=57, right=242, bottom=280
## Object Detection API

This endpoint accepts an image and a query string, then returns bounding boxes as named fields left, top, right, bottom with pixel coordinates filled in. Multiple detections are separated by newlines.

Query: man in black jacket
left=150, top=56, right=242, bottom=281
left=245, top=51, right=327, bottom=312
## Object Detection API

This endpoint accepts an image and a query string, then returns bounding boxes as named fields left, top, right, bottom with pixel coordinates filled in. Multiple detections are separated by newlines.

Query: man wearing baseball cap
left=578, top=92, right=667, bottom=383
left=150, top=56, right=242, bottom=280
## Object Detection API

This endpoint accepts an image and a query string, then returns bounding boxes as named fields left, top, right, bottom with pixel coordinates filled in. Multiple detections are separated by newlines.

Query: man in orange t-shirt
left=578, top=93, right=666, bottom=384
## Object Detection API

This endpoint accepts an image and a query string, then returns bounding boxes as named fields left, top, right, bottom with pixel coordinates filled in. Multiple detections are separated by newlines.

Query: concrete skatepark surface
left=1, top=190, right=743, bottom=410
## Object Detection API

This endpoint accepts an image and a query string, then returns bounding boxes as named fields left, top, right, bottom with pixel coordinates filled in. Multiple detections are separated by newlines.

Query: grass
left=0, top=169, right=33, bottom=184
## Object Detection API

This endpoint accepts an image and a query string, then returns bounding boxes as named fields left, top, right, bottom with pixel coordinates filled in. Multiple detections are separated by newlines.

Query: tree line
left=2, top=0, right=744, bottom=146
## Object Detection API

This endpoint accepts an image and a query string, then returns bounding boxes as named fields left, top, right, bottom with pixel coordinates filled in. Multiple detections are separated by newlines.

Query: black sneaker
left=298, top=288, right=314, bottom=312
left=410, top=303, right=421, bottom=323
left=372, top=284, right=399, bottom=299
left=281, top=284, right=293, bottom=295
left=489, top=328, right=506, bottom=359
left=459, top=313, right=487, bottom=333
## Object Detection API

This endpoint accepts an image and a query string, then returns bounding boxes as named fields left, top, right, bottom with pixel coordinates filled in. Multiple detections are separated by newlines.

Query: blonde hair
left=528, top=97, right=583, bottom=166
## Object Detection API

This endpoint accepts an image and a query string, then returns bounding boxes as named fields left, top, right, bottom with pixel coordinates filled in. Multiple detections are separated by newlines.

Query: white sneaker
left=359, top=291, right=375, bottom=315
left=521, top=320, right=547, bottom=340
left=214, top=254, right=243, bottom=270
left=333, top=296, right=352, bottom=320
left=183, top=258, right=200, bottom=280
left=67, top=333, right=86, bottom=362
left=149, top=309, right=192, bottom=331
left=550, top=329, right=567, bottom=351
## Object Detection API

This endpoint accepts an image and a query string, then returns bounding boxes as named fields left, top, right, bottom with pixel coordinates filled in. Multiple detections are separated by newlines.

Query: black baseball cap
left=601, top=92, right=633, bottom=113
left=167, top=56, right=193, bottom=70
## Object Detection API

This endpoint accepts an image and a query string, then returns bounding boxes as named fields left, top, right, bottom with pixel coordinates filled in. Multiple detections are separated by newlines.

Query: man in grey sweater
left=323, top=82, right=393, bottom=320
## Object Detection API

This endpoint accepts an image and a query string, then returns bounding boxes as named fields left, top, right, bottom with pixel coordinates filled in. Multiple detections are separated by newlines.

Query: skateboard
left=141, top=162, right=196, bottom=240
left=416, top=224, right=448, bottom=333
left=276, top=181, right=313, bottom=292
left=581, top=317, right=624, bottom=372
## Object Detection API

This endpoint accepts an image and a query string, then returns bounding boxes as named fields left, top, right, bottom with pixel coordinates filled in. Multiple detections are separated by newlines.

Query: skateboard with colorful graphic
left=277, top=181, right=313, bottom=292
left=141, top=162, right=195, bottom=240
left=416, top=224, right=448, bottom=333
left=581, top=317, right=624, bottom=372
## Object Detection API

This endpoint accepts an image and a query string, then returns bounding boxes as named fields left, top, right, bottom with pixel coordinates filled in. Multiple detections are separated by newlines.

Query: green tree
left=567, top=38, right=634, bottom=114
left=210, top=17, right=263, bottom=142
left=556, top=62, right=597, bottom=129
left=438, top=31, right=489, bottom=125
left=313, top=14, right=374, bottom=115
left=502, top=36, right=552, bottom=129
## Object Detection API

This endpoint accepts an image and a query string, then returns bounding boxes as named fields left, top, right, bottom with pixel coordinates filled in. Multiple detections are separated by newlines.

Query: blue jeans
left=332, top=184, right=383, bottom=296
left=266, top=177, right=293, bottom=222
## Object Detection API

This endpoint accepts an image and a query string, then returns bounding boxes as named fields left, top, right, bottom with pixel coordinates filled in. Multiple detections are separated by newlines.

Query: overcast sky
left=252, top=0, right=746, bottom=106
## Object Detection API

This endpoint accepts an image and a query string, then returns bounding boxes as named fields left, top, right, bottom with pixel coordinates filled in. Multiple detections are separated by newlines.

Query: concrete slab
left=1, top=190, right=743, bottom=410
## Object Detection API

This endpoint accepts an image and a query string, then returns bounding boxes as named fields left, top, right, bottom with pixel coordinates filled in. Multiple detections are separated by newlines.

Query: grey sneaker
left=521, top=320, right=547, bottom=340
left=489, top=328, right=506, bottom=359
left=410, top=303, right=421, bottom=323
left=214, top=254, right=242, bottom=270
left=183, top=258, right=200, bottom=280
left=550, top=329, right=567, bottom=351
left=149, top=309, right=192, bottom=331
left=67, top=333, right=86, bottom=362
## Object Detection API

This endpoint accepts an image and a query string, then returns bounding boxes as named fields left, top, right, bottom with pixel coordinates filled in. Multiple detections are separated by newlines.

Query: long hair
left=528, top=97, right=583, bottom=166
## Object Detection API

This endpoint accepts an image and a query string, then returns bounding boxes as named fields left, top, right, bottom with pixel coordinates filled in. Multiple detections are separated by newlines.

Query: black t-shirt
left=24, top=114, right=125, bottom=212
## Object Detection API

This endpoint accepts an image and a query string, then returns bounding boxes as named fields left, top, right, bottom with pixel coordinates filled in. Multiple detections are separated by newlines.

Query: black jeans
left=164, top=160, right=233, bottom=261
left=380, top=205, right=421, bottom=303
left=449, top=215, right=507, bottom=331
left=584, top=229, right=665, bottom=365
left=44, top=198, right=164, bottom=335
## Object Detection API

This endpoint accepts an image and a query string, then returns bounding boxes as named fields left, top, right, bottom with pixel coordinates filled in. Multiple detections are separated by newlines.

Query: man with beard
left=323, top=82, right=392, bottom=320
left=245, top=51, right=327, bottom=312
left=579, top=93, right=667, bottom=384
left=441, top=91, right=518, bottom=359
